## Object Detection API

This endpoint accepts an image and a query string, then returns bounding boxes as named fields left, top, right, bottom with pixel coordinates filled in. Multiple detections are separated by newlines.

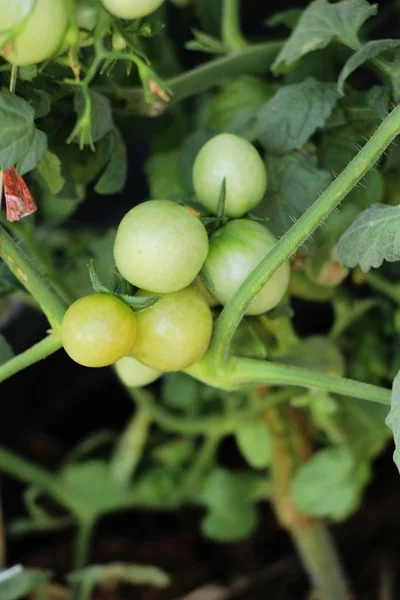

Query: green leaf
left=235, top=419, right=272, bottom=469
left=28, top=89, right=52, bottom=118
left=281, top=336, right=345, bottom=377
left=185, top=29, right=226, bottom=54
left=292, top=448, right=370, bottom=519
left=0, top=335, right=14, bottom=366
left=386, top=370, right=400, bottom=472
left=134, top=468, right=177, bottom=508
left=152, top=439, right=195, bottom=469
left=205, top=76, right=274, bottom=140
left=95, top=128, right=128, bottom=195
left=74, top=90, right=114, bottom=144
left=337, top=204, right=400, bottom=272
left=200, top=468, right=257, bottom=542
left=259, top=152, right=331, bottom=237
left=272, top=0, right=377, bottom=74
left=266, top=9, right=302, bottom=30
left=257, top=79, right=339, bottom=153
left=117, top=293, right=161, bottom=311
left=60, top=460, right=135, bottom=517
left=145, top=150, right=188, bottom=202
left=36, top=151, right=65, bottom=195
left=68, top=563, right=170, bottom=589
left=0, top=89, right=47, bottom=175
left=0, top=567, right=52, bottom=600
left=338, top=40, right=400, bottom=95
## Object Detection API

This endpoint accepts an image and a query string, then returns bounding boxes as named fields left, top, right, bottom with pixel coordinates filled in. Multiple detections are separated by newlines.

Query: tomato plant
left=193, top=133, right=267, bottom=217
left=2, top=1, right=400, bottom=599
left=131, top=287, right=213, bottom=371
left=0, top=0, right=68, bottom=66
left=114, top=200, right=209, bottom=293
left=204, top=219, right=290, bottom=315
left=61, top=294, right=137, bottom=367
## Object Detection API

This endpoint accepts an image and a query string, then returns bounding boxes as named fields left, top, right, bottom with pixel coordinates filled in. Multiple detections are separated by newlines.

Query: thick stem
left=0, top=226, right=67, bottom=332
left=0, top=447, right=87, bottom=518
left=109, top=406, right=151, bottom=484
left=262, top=405, right=349, bottom=600
left=210, top=105, right=400, bottom=364
left=222, top=0, right=247, bottom=51
left=98, top=41, right=282, bottom=111
left=229, top=357, right=391, bottom=405
left=0, top=333, right=62, bottom=384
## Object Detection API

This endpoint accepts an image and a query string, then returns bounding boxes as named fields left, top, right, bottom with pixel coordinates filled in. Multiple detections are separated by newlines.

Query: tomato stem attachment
left=210, top=105, right=400, bottom=365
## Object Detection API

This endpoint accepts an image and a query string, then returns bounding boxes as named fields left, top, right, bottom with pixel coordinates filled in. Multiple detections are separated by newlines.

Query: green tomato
left=204, top=219, right=290, bottom=315
left=61, top=294, right=137, bottom=368
left=114, top=355, right=161, bottom=387
left=192, top=133, right=267, bottom=218
left=100, top=0, right=165, bottom=19
left=131, top=287, right=213, bottom=371
left=114, top=200, right=209, bottom=294
left=0, top=0, right=68, bottom=66
left=193, top=276, right=219, bottom=307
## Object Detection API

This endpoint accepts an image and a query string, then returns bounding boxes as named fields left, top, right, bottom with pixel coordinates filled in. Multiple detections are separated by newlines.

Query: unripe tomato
left=204, top=219, right=290, bottom=315
left=100, top=0, right=165, bottom=20
left=114, top=200, right=209, bottom=294
left=0, top=0, right=68, bottom=66
left=114, top=355, right=161, bottom=387
left=61, top=294, right=137, bottom=368
left=192, top=133, right=267, bottom=218
left=193, top=276, right=219, bottom=307
left=131, top=287, right=213, bottom=371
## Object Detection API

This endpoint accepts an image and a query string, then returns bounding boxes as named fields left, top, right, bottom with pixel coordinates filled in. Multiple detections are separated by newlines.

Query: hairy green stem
left=0, top=226, right=67, bottom=332
left=0, top=447, right=87, bottom=518
left=229, top=358, right=391, bottom=405
left=210, top=105, right=400, bottom=365
left=110, top=405, right=151, bottom=484
left=98, top=41, right=282, bottom=111
left=0, top=333, right=62, bottom=384
left=222, top=0, right=247, bottom=51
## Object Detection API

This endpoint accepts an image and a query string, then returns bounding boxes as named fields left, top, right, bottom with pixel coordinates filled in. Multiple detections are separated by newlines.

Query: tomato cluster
left=61, top=133, right=291, bottom=384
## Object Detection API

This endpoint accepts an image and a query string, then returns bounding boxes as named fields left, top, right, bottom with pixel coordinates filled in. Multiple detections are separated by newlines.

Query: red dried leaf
left=3, top=167, right=37, bottom=222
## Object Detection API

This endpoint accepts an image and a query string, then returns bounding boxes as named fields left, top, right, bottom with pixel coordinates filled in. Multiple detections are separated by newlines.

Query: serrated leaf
left=259, top=152, right=331, bottom=237
left=272, top=0, right=377, bottom=74
left=337, top=204, right=400, bottom=272
left=206, top=76, right=274, bottom=140
left=292, top=447, right=370, bottom=519
left=200, top=468, right=257, bottom=542
left=0, top=90, right=47, bottom=175
left=235, top=419, right=271, bottom=469
left=74, top=90, right=114, bottom=145
left=338, top=40, right=400, bottom=95
left=0, top=335, right=13, bottom=366
left=337, top=397, right=390, bottom=459
left=257, top=79, right=339, bottom=153
left=95, top=129, right=127, bottom=195
left=36, top=151, right=65, bottom=195
left=386, top=370, right=400, bottom=471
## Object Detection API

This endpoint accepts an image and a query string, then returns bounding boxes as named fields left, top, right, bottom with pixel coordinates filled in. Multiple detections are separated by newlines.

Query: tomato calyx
left=88, top=261, right=160, bottom=312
